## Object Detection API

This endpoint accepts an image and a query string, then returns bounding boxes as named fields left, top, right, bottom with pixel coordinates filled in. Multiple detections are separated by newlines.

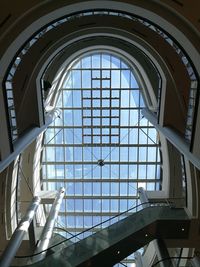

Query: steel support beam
left=33, top=187, right=65, bottom=262
left=0, top=196, right=41, bottom=267
left=0, top=108, right=60, bottom=172
left=134, top=251, right=144, bottom=267
left=142, top=109, right=200, bottom=170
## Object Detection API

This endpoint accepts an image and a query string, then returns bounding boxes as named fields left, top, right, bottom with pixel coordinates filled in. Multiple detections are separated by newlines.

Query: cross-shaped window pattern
left=42, top=52, right=162, bottom=266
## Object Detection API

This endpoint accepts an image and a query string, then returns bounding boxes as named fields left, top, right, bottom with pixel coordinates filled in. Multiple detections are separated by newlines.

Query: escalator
left=24, top=205, right=190, bottom=267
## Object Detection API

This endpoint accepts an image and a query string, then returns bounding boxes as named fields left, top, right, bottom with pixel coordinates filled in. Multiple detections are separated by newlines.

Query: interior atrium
left=0, top=1, right=200, bottom=267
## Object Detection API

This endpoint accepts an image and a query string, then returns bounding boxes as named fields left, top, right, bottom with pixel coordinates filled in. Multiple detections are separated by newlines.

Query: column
left=134, top=251, right=144, bottom=267
left=0, top=108, right=61, bottom=172
left=142, top=109, right=200, bottom=170
left=33, top=187, right=65, bottom=262
left=0, top=196, right=41, bottom=267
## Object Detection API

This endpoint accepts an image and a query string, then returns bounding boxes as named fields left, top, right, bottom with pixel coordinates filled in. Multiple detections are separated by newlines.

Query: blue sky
left=42, top=52, right=161, bottom=265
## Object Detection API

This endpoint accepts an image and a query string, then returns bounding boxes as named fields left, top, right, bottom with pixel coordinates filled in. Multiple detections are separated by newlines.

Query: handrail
left=181, top=154, right=188, bottom=208
left=15, top=201, right=172, bottom=259
left=152, top=256, right=193, bottom=267
left=190, top=79, right=200, bottom=150
left=53, top=227, right=77, bottom=239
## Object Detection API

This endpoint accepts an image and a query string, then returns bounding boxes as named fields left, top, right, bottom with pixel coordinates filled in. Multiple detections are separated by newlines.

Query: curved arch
left=12, top=15, right=190, bottom=137
left=1, top=0, right=200, bottom=76
left=44, top=44, right=159, bottom=110
left=41, top=49, right=162, bottom=237
left=0, top=3, right=200, bottom=265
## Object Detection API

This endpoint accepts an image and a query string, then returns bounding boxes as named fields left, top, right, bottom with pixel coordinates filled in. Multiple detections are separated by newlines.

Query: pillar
left=0, top=196, right=41, bottom=267
left=0, top=108, right=61, bottom=172
left=142, top=109, right=200, bottom=170
left=134, top=251, right=144, bottom=267
left=33, top=187, right=65, bottom=262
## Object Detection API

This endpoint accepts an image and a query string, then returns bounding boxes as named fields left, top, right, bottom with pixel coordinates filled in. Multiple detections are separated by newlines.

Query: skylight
left=42, top=52, right=161, bottom=266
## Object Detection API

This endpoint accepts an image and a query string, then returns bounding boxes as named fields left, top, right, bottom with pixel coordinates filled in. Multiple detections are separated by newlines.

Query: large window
left=42, top=52, right=161, bottom=266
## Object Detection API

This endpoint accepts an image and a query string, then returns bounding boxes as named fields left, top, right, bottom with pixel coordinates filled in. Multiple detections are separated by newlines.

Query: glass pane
left=111, top=70, right=120, bottom=88
left=72, top=70, right=81, bottom=88
left=121, top=90, right=129, bottom=107
left=111, top=56, right=120, bottom=68
left=82, top=70, right=91, bottom=88
left=92, top=54, right=100, bottom=68
left=73, top=90, right=82, bottom=107
left=121, top=70, right=130, bottom=88
left=82, top=56, right=91, bottom=68
left=102, top=54, right=111, bottom=68
left=42, top=51, right=161, bottom=261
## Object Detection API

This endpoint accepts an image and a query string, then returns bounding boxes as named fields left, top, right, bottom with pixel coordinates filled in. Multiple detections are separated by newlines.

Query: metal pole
left=138, top=187, right=150, bottom=208
left=33, top=187, right=65, bottom=262
left=142, top=109, right=200, bottom=170
left=0, top=196, right=41, bottom=267
left=0, top=108, right=61, bottom=172
left=134, top=251, right=144, bottom=267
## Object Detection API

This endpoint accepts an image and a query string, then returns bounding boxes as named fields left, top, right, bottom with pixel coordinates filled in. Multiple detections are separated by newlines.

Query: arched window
left=42, top=51, right=161, bottom=266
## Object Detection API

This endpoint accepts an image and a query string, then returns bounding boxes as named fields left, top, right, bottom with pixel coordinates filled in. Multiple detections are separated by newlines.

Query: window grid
left=42, top=52, right=162, bottom=261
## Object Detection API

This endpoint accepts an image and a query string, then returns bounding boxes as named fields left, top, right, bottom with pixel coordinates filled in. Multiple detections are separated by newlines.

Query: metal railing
left=15, top=201, right=173, bottom=261
left=4, top=80, right=18, bottom=142
left=3, top=10, right=198, bottom=144
left=181, top=154, right=188, bottom=207
left=152, top=256, right=194, bottom=267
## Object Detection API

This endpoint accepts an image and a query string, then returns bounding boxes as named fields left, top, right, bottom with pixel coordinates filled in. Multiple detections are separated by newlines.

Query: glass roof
left=42, top=52, right=161, bottom=266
